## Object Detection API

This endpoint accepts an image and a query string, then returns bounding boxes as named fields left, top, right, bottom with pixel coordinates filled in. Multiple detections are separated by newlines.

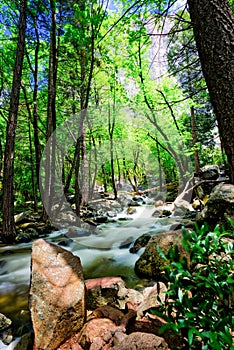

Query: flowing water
left=0, top=204, right=182, bottom=341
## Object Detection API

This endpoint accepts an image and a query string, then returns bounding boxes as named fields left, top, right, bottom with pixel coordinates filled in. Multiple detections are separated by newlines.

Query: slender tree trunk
left=101, top=164, right=108, bottom=193
left=191, top=106, right=200, bottom=174
left=108, top=108, right=117, bottom=199
left=32, top=22, right=41, bottom=189
left=156, top=139, right=163, bottom=191
left=25, top=19, right=41, bottom=189
left=42, top=0, right=58, bottom=221
left=28, top=119, right=38, bottom=211
left=0, top=140, right=2, bottom=176
left=1, top=0, right=27, bottom=243
left=188, top=0, right=234, bottom=183
left=21, top=84, right=38, bottom=210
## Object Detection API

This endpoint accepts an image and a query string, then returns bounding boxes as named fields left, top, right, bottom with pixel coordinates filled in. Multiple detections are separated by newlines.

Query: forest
left=0, top=0, right=234, bottom=243
left=0, top=1, right=234, bottom=349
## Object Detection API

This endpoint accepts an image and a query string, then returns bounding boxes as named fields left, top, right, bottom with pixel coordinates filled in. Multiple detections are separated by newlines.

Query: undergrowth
left=153, top=221, right=234, bottom=349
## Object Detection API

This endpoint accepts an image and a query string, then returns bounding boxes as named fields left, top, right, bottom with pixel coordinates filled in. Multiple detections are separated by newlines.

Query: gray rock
left=0, top=313, right=12, bottom=331
left=114, top=332, right=169, bottom=350
left=130, top=233, right=151, bottom=253
left=200, top=164, right=219, bottom=180
left=197, top=183, right=234, bottom=227
left=135, top=230, right=189, bottom=280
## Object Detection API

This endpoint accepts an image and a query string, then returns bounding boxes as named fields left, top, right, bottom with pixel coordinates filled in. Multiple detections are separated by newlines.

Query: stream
left=0, top=204, right=182, bottom=337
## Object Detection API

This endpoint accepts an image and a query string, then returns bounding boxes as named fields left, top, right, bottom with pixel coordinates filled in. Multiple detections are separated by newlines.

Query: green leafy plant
left=154, top=222, right=234, bottom=349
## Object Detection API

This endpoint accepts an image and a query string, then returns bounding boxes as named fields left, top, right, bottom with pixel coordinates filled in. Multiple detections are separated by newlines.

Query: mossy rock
left=197, top=183, right=234, bottom=229
left=135, top=230, right=189, bottom=280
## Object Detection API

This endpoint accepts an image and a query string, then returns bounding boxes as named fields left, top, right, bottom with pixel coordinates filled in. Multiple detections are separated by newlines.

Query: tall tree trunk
left=0, top=139, right=2, bottom=176
left=108, top=108, right=117, bottom=199
left=28, top=119, right=38, bottom=211
left=21, top=84, right=38, bottom=210
left=191, top=106, right=200, bottom=174
left=42, top=0, right=58, bottom=221
left=188, top=0, right=234, bottom=183
left=32, top=21, right=41, bottom=189
left=1, top=0, right=27, bottom=243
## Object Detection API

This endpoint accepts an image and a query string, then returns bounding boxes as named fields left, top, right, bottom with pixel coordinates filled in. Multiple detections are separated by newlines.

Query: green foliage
left=154, top=223, right=234, bottom=349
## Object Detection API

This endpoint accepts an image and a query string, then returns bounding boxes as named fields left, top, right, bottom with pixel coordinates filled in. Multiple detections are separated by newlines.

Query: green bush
left=154, top=222, right=234, bottom=349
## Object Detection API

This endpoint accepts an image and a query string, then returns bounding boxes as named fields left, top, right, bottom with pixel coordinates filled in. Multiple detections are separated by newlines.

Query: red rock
left=78, top=318, right=119, bottom=349
left=29, top=239, right=86, bottom=350
left=85, top=277, right=124, bottom=290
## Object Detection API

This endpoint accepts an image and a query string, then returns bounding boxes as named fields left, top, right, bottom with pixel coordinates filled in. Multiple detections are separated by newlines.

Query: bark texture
left=2, top=0, right=27, bottom=242
left=187, top=0, right=234, bottom=182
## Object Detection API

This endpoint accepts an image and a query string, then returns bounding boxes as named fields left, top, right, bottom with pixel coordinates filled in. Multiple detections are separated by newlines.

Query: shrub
left=154, top=222, right=234, bottom=349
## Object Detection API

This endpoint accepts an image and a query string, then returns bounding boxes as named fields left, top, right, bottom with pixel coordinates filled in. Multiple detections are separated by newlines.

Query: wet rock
left=0, top=313, right=12, bottom=331
left=172, top=199, right=193, bottom=217
left=119, top=237, right=134, bottom=249
left=1, top=250, right=14, bottom=256
left=0, top=328, right=13, bottom=345
left=95, top=216, right=108, bottom=224
left=58, top=238, right=73, bottom=247
left=66, top=226, right=93, bottom=238
left=15, top=228, right=39, bottom=243
left=13, top=332, right=33, bottom=350
left=114, top=332, right=169, bottom=350
left=135, top=230, right=189, bottom=280
left=130, top=234, right=151, bottom=253
left=152, top=209, right=163, bottom=218
left=128, top=199, right=141, bottom=206
left=197, top=183, right=234, bottom=228
left=29, top=239, right=86, bottom=350
left=161, top=209, right=172, bottom=217
left=127, top=207, right=137, bottom=215
left=132, top=196, right=145, bottom=204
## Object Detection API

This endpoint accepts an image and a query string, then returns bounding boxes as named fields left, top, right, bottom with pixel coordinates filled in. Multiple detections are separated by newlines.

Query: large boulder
left=135, top=230, right=189, bottom=280
left=197, top=183, right=234, bottom=227
left=29, top=239, right=86, bottom=350
left=200, top=164, right=220, bottom=180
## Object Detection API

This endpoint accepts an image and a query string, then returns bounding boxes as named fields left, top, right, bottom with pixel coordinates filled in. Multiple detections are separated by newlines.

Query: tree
left=1, top=0, right=27, bottom=243
left=187, top=0, right=234, bottom=182
left=42, top=0, right=59, bottom=221
left=167, top=10, right=216, bottom=172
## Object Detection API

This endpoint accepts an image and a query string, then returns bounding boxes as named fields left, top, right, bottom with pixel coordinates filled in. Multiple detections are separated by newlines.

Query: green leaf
left=188, top=328, right=194, bottom=346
